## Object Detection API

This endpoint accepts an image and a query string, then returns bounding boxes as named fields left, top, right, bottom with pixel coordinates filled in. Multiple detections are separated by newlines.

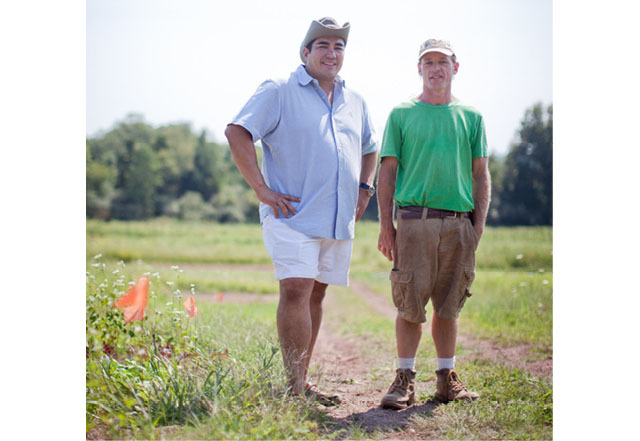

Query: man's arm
left=471, top=156, right=491, bottom=239
left=224, top=124, right=300, bottom=218
left=355, top=152, right=379, bottom=222
left=376, top=156, right=398, bottom=261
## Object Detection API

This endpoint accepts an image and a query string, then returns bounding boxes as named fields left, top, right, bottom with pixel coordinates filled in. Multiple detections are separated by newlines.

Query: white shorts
left=261, top=214, right=353, bottom=286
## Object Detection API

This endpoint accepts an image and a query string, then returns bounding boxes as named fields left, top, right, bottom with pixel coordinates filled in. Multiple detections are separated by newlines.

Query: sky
left=86, top=0, right=552, bottom=155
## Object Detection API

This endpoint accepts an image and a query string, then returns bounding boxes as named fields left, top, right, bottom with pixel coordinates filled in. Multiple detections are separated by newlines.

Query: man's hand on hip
left=256, top=185, right=300, bottom=219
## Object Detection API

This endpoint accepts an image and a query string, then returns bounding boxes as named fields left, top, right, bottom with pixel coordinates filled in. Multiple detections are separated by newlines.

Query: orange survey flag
left=114, top=276, right=149, bottom=323
left=183, top=295, right=198, bottom=318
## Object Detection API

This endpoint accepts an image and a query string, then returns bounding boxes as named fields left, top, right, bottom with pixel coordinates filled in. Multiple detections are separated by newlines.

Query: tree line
left=86, top=103, right=552, bottom=226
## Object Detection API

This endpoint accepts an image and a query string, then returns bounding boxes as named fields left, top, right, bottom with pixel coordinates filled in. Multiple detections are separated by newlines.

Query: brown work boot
left=304, top=382, right=341, bottom=406
left=434, top=368, right=480, bottom=402
left=380, top=368, right=416, bottom=409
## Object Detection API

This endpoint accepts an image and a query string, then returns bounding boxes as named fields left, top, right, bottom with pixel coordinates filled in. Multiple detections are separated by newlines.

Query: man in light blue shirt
left=225, top=17, right=378, bottom=405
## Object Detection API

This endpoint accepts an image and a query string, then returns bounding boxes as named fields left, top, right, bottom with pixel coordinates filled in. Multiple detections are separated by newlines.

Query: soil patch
left=312, top=291, right=442, bottom=440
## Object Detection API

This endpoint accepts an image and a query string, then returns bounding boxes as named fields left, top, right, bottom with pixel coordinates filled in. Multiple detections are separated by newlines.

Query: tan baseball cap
left=418, top=39, right=455, bottom=60
left=300, top=17, right=350, bottom=63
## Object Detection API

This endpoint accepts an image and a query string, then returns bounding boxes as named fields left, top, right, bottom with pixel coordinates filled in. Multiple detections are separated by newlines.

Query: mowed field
left=86, top=219, right=552, bottom=440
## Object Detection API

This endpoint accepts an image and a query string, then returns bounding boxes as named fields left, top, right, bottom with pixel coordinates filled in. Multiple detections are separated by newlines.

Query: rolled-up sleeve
left=231, top=80, right=281, bottom=143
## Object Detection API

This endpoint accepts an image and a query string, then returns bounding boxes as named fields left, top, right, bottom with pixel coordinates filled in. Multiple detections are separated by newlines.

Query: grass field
left=86, top=219, right=552, bottom=439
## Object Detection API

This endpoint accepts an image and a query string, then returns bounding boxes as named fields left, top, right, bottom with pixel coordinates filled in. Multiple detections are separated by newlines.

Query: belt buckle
left=445, top=211, right=458, bottom=219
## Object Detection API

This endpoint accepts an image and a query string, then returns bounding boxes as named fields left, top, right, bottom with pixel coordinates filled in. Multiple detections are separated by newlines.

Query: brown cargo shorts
left=390, top=207, right=479, bottom=323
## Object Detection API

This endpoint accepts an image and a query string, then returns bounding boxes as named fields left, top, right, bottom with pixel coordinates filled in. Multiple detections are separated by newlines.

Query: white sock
left=437, top=356, right=455, bottom=371
left=398, top=357, right=415, bottom=370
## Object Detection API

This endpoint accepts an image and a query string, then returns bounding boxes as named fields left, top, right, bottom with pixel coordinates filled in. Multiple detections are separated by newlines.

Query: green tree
left=111, top=143, right=162, bottom=219
left=86, top=114, right=267, bottom=223
left=191, top=131, right=223, bottom=201
left=498, top=103, right=553, bottom=225
left=86, top=142, right=116, bottom=219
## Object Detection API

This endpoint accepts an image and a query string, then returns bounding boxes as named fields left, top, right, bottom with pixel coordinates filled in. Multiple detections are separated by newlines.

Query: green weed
left=86, top=258, right=321, bottom=439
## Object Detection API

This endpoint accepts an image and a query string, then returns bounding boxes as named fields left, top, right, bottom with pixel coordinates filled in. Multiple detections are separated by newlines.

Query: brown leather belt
left=398, top=206, right=470, bottom=220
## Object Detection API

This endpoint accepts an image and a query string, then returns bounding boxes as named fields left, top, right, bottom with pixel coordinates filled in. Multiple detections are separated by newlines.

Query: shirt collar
left=295, top=64, right=345, bottom=88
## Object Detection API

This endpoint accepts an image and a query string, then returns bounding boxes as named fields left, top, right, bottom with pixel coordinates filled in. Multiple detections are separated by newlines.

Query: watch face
left=360, top=183, right=375, bottom=196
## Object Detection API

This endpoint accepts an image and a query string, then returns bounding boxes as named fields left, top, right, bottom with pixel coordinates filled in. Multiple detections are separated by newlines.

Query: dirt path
left=311, top=292, right=441, bottom=440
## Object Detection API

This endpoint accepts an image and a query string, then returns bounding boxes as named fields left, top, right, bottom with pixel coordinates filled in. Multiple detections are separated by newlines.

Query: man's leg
left=431, top=311, right=457, bottom=358
left=381, top=315, right=422, bottom=409
left=432, top=310, right=477, bottom=402
left=430, top=218, right=479, bottom=402
left=396, top=315, right=422, bottom=358
left=431, top=298, right=480, bottom=403
left=277, top=277, right=315, bottom=394
left=304, top=281, right=328, bottom=378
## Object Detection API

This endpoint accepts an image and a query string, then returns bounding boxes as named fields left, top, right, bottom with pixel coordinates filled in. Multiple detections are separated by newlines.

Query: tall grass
left=462, top=270, right=553, bottom=351
left=86, top=258, right=320, bottom=439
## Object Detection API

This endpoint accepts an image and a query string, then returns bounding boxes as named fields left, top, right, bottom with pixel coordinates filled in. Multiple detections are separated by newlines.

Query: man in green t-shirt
left=377, top=39, right=491, bottom=409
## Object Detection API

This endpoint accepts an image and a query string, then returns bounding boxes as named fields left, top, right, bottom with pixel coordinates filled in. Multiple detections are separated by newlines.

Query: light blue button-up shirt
left=231, top=65, right=378, bottom=240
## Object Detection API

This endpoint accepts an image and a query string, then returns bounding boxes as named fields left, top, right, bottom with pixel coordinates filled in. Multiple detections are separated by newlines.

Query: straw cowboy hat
left=300, top=17, right=350, bottom=63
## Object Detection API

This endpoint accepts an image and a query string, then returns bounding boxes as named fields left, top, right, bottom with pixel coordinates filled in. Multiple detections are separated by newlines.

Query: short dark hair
left=305, top=37, right=345, bottom=53
left=305, top=39, right=315, bottom=52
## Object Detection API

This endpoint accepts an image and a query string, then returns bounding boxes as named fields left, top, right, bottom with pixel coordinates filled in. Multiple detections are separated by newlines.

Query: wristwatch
left=359, top=182, right=375, bottom=197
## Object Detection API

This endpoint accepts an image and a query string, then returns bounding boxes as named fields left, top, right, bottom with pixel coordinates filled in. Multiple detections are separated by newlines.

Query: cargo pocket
left=390, top=269, right=413, bottom=311
left=457, top=267, right=476, bottom=310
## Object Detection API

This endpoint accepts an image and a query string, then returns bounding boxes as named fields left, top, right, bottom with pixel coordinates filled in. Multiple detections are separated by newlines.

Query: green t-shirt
left=380, top=98, right=487, bottom=212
